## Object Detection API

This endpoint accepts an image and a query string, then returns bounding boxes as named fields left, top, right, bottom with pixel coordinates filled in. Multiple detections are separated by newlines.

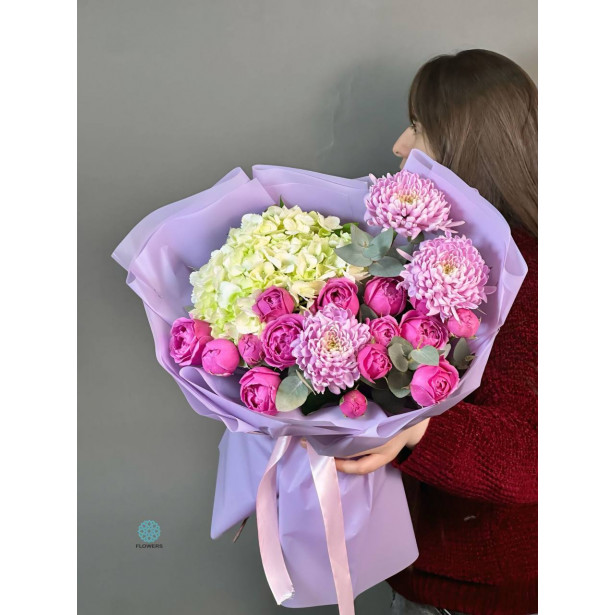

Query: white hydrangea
left=189, top=205, right=367, bottom=342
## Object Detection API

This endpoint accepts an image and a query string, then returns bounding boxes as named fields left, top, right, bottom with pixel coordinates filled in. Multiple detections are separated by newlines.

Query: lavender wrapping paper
left=112, top=150, right=526, bottom=608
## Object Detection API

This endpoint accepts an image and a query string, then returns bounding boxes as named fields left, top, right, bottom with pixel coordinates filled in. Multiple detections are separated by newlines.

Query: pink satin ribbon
left=255, top=436, right=355, bottom=615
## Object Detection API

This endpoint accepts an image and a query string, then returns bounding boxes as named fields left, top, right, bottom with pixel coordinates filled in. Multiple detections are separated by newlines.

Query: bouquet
left=113, top=150, right=527, bottom=614
left=175, top=176, right=494, bottom=419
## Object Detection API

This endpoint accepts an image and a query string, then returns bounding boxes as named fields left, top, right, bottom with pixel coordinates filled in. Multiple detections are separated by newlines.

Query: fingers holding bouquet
left=299, top=418, right=431, bottom=475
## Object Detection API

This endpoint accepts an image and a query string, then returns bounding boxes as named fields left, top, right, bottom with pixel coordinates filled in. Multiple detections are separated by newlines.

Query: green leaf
left=363, top=228, right=395, bottom=260
left=288, top=365, right=314, bottom=393
left=389, top=336, right=413, bottom=356
left=300, top=389, right=339, bottom=415
left=359, top=376, right=388, bottom=390
left=350, top=224, right=373, bottom=249
left=340, top=222, right=354, bottom=234
left=275, top=375, right=310, bottom=412
left=453, top=337, right=471, bottom=367
left=359, top=304, right=378, bottom=321
left=388, top=344, right=410, bottom=372
left=385, top=244, right=407, bottom=263
left=386, top=369, right=413, bottom=398
left=372, top=388, right=408, bottom=414
left=279, top=196, right=286, bottom=208
left=183, top=304, right=194, bottom=313
left=335, top=244, right=373, bottom=267
left=410, top=345, right=440, bottom=366
left=368, top=256, right=404, bottom=277
left=439, top=343, right=452, bottom=358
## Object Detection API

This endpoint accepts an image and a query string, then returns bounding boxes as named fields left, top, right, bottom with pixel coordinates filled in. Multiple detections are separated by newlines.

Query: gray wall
left=78, top=1, right=536, bottom=613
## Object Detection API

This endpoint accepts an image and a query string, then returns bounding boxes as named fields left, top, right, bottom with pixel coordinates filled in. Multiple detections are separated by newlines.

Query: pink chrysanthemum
left=291, top=304, right=371, bottom=394
left=398, top=234, right=496, bottom=321
left=365, top=170, right=463, bottom=239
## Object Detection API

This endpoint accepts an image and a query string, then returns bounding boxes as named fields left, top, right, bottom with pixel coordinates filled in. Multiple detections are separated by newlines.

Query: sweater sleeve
left=392, top=396, right=537, bottom=504
left=393, top=230, right=538, bottom=505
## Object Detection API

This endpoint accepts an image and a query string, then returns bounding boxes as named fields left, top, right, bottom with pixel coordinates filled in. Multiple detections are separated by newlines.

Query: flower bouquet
left=113, top=150, right=527, bottom=613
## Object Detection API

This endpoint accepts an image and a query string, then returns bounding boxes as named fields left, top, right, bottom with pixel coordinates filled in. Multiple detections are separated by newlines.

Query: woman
left=336, top=50, right=538, bottom=615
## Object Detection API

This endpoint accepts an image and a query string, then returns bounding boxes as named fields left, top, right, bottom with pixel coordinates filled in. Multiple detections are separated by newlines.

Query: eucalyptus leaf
left=363, top=242, right=381, bottom=259
left=275, top=375, right=310, bottom=412
left=364, top=228, right=395, bottom=260
left=410, top=345, right=440, bottom=366
left=335, top=244, right=373, bottom=267
left=439, top=343, right=452, bottom=358
left=368, top=256, right=404, bottom=277
left=388, top=344, right=410, bottom=372
left=453, top=338, right=471, bottom=367
left=389, top=336, right=413, bottom=356
left=288, top=365, right=315, bottom=393
left=386, top=369, right=413, bottom=398
left=359, top=304, right=378, bottom=321
left=385, top=245, right=407, bottom=263
left=350, top=224, right=372, bottom=249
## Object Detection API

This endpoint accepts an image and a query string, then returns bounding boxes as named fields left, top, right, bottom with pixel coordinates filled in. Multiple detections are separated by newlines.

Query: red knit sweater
left=388, top=229, right=537, bottom=615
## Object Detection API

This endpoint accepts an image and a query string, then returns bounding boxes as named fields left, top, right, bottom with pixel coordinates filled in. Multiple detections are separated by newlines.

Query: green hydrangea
left=189, top=204, right=367, bottom=342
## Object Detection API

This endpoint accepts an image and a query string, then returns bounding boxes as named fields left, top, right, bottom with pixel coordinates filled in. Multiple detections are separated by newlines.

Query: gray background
left=78, top=1, right=537, bottom=613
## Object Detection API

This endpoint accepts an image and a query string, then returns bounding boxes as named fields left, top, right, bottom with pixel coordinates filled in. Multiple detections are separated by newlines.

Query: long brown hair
left=409, top=49, right=537, bottom=236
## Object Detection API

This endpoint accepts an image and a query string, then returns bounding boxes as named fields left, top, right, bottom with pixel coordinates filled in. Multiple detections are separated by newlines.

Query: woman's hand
left=301, top=418, right=430, bottom=475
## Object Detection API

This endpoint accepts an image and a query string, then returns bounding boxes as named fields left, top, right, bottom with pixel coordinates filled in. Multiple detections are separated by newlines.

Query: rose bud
left=261, top=314, right=305, bottom=369
left=410, top=357, right=460, bottom=407
left=315, top=277, right=360, bottom=315
left=400, top=310, right=449, bottom=350
left=169, top=317, right=213, bottom=366
left=447, top=308, right=480, bottom=338
left=238, top=333, right=265, bottom=367
left=339, top=390, right=368, bottom=418
left=201, top=338, right=240, bottom=376
left=366, top=316, right=401, bottom=347
left=363, top=277, right=406, bottom=316
left=252, top=287, right=295, bottom=323
left=357, top=343, right=392, bottom=383
left=239, top=367, right=282, bottom=415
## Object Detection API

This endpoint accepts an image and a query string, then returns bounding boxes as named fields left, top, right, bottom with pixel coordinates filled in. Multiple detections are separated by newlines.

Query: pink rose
left=252, top=287, right=295, bottom=323
left=238, top=334, right=264, bottom=367
left=364, top=277, right=406, bottom=316
left=239, top=367, right=281, bottom=415
left=357, top=343, right=392, bottom=383
left=169, top=317, right=213, bottom=366
left=339, top=390, right=368, bottom=418
left=261, top=314, right=305, bottom=369
left=400, top=310, right=449, bottom=350
left=447, top=308, right=480, bottom=338
left=316, top=278, right=360, bottom=315
left=410, top=358, right=459, bottom=407
left=409, top=297, right=429, bottom=315
left=366, top=316, right=401, bottom=347
left=201, top=338, right=240, bottom=376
